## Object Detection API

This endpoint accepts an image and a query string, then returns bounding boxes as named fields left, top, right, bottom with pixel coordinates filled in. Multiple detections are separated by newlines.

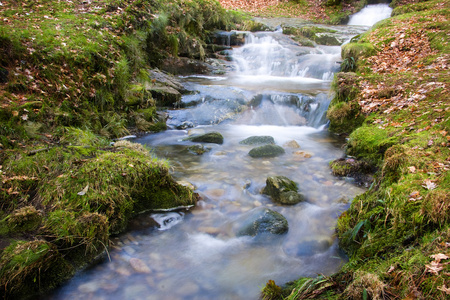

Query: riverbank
left=260, top=0, right=450, bottom=299
left=0, top=0, right=247, bottom=298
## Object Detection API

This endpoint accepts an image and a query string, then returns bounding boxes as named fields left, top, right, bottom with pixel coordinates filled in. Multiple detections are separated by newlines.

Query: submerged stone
left=239, top=136, right=275, bottom=145
left=187, top=131, right=224, bottom=144
left=234, top=207, right=289, bottom=237
left=263, top=176, right=305, bottom=205
left=187, top=144, right=211, bottom=155
left=248, top=144, right=285, bottom=158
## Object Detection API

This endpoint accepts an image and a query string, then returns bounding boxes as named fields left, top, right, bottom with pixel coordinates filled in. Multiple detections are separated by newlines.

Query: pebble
left=116, top=267, right=131, bottom=276
left=122, top=245, right=136, bottom=255
left=284, top=140, right=300, bottom=148
left=129, top=257, right=151, bottom=274
left=176, top=281, right=200, bottom=296
left=78, top=282, right=98, bottom=293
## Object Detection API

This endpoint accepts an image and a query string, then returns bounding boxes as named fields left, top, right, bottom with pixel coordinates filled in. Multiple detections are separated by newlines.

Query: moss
left=341, top=42, right=377, bottom=63
left=187, top=131, right=224, bottom=144
left=0, top=240, right=74, bottom=299
left=248, top=145, right=285, bottom=158
left=346, top=126, right=400, bottom=166
left=327, top=101, right=365, bottom=134
left=37, top=141, right=196, bottom=233
left=6, top=206, right=42, bottom=233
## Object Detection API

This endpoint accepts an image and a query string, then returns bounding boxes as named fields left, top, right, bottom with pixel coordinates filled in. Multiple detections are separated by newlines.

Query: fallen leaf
left=437, top=285, right=450, bottom=295
left=422, top=179, right=437, bottom=190
left=430, top=253, right=449, bottom=263
left=408, top=166, right=416, bottom=173
left=77, top=184, right=89, bottom=196
left=387, top=265, right=395, bottom=273
left=426, top=261, right=444, bottom=275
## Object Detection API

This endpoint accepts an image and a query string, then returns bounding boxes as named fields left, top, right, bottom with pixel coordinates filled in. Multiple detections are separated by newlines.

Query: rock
left=248, top=144, right=285, bottom=158
left=176, top=121, right=194, bottom=130
left=161, top=57, right=217, bottom=75
left=284, top=140, right=300, bottom=148
left=187, top=144, right=211, bottom=155
left=329, top=157, right=375, bottom=186
left=233, top=207, right=289, bottom=237
left=186, top=131, right=224, bottom=144
left=239, top=136, right=275, bottom=145
left=129, top=258, right=151, bottom=274
left=263, top=176, right=305, bottom=205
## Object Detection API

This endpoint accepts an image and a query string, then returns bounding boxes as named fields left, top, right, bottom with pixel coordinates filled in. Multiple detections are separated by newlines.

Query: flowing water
left=46, top=4, right=392, bottom=300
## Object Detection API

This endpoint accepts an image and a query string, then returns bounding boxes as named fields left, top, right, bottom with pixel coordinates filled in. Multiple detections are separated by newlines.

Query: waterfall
left=348, top=4, right=393, bottom=26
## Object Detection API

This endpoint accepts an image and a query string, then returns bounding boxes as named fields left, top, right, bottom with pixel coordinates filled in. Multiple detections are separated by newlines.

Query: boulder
left=248, top=144, right=285, bottom=158
left=186, top=131, right=224, bottom=144
left=263, top=176, right=305, bottom=205
left=239, top=136, right=275, bottom=145
left=233, top=207, right=289, bottom=237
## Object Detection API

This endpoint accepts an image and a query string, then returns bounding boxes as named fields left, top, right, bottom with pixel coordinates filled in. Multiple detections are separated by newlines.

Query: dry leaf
left=426, top=261, right=444, bottom=275
left=422, top=179, right=437, bottom=190
left=437, top=285, right=450, bottom=295
left=77, top=184, right=89, bottom=196
left=430, top=253, right=449, bottom=263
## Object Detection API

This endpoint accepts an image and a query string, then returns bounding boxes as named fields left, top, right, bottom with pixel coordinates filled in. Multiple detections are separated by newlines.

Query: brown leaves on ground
left=356, top=14, right=449, bottom=116
left=218, top=0, right=281, bottom=12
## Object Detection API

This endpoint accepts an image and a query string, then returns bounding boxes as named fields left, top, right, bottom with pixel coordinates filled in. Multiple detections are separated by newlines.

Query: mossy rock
left=187, top=144, right=211, bottom=155
left=0, top=240, right=74, bottom=300
left=333, top=72, right=360, bottom=102
left=239, top=136, right=275, bottom=145
left=263, top=176, right=305, bottom=205
left=346, top=125, right=399, bottom=166
left=326, top=101, right=365, bottom=134
left=341, top=42, right=377, bottom=61
left=38, top=141, right=197, bottom=234
left=248, top=144, right=285, bottom=158
left=330, top=158, right=375, bottom=186
left=233, top=207, right=289, bottom=237
left=6, top=206, right=42, bottom=232
left=42, top=211, right=109, bottom=262
left=186, top=131, right=224, bottom=144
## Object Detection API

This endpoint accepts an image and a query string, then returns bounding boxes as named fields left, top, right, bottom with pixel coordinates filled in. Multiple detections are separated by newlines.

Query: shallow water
left=45, top=5, right=394, bottom=299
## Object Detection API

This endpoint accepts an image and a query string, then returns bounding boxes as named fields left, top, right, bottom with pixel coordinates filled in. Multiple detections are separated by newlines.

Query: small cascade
left=348, top=3, right=393, bottom=26
left=232, top=32, right=341, bottom=80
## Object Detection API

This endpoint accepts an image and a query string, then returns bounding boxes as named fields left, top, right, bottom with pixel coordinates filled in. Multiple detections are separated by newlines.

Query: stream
left=45, top=4, right=392, bottom=300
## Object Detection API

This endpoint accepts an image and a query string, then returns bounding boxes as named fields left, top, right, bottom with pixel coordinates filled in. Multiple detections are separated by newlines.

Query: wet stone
left=78, top=282, right=99, bottom=293
left=248, top=144, right=285, bottom=158
left=129, top=257, right=151, bottom=274
left=239, top=135, right=275, bottom=145
left=284, top=140, right=301, bottom=148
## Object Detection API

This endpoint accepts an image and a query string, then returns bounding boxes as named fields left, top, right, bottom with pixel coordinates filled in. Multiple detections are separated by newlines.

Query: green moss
left=0, top=240, right=74, bottom=299
left=38, top=140, right=196, bottom=233
left=327, top=101, right=365, bottom=134
left=6, top=206, right=42, bottom=233
left=346, top=126, right=400, bottom=166
left=341, top=42, right=377, bottom=62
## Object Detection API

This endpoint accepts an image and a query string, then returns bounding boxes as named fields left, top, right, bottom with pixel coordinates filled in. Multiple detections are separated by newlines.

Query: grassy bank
left=0, top=0, right=246, bottom=298
left=262, top=0, right=450, bottom=299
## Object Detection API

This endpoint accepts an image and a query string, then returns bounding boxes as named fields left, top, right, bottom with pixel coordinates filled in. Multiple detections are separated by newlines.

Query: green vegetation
left=262, top=1, right=450, bottom=299
left=0, top=0, right=243, bottom=298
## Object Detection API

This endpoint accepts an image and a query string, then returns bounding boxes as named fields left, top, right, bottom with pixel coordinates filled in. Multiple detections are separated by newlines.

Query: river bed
left=45, top=4, right=392, bottom=300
